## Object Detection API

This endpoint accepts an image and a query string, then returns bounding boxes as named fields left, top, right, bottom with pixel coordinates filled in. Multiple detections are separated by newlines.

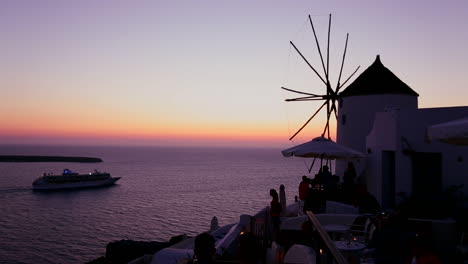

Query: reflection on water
left=0, top=145, right=317, bottom=264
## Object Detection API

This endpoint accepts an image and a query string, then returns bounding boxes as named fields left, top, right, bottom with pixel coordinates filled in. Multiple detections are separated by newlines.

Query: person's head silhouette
left=269, top=189, right=278, bottom=200
left=194, top=232, right=216, bottom=263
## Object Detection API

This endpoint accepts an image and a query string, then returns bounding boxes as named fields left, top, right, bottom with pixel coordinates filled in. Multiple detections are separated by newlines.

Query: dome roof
left=339, top=55, right=419, bottom=97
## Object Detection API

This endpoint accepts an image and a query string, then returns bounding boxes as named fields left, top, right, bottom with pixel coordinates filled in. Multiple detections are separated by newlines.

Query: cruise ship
left=32, top=169, right=121, bottom=191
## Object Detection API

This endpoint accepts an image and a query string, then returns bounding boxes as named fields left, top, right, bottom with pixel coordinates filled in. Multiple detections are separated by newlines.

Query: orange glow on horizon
left=0, top=119, right=334, bottom=147
left=1, top=105, right=336, bottom=146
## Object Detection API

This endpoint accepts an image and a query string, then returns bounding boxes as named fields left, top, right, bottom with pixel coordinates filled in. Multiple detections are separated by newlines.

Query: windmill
left=282, top=14, right=360, bottom=140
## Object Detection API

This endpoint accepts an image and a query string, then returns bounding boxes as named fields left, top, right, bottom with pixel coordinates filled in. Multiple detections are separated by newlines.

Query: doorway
left=382, top=151, right=396, bottom=209
left=411, top=152, right=442, bottom=198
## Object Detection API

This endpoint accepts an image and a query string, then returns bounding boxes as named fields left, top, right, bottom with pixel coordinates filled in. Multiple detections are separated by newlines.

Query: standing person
left=343, top=162, right=357, bottom=184
left=298, top=176, right=310, bottom=212
left=343, top=162, right=357, bottom=199
left=321, top=165, right=332, bottom=191
left=269, top=189, right=282, bottom=241
left=279, top=184, right=287, bottom=216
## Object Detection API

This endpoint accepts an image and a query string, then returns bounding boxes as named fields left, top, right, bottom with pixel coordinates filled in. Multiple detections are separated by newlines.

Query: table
left=323, top=224, right=350, bottom=232
left=334, top=241, right=366, bottom=264
left=334, top=241, right=365, bottom=251
left=323, top=224, right=350, bottom=240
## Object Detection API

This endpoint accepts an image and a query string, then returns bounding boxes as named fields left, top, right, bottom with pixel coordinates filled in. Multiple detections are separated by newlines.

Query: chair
left=457, top=232, right=468, bottom=261
left=265, top=241, right=285, bottom=264
left=283, top=244, right=316, bottom=264
left=348, top=217, right=373, bottom=243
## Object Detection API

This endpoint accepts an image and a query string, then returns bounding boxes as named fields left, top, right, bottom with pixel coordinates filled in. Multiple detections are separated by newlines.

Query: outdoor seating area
left=266, top=207, right=377, bottom=264
left=252, top=198, right=465, bottom=264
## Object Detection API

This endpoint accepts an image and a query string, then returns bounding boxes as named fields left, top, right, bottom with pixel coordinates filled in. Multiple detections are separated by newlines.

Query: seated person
left=179, top=232, right=217, bottom=264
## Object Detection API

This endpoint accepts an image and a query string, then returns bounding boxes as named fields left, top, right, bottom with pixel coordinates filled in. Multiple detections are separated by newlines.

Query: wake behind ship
left=32, top=169, right=121, bottom=191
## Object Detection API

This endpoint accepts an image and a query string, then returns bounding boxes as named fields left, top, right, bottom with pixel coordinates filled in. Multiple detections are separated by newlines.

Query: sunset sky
left=1, top=0, right=467, bottom=148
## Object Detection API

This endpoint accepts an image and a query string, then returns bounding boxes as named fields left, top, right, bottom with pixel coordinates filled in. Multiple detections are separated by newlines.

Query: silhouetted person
left=343, top=162, right=357, bottom=201
left=372, top=212, right=414, bottom=264
left=314, top=168, right=323, bottom=185
left=321, top=165, right=332, bottom=186
left=304, top=184, right=323, bottom=213
left=355, top=184, right=381, bottom=214
left=279, top=184, right=286, bottom=216
left=328, top=175, right=340, bottom=201
left=343, top=162, right=356, bottom=185
left=239, top=232, right=260, bottom=264
left=298, top=176, right=310, bottom=212
left=269, top=189, right=282, bottom=240
left=408, top=233, right=442, bottom=264
left=319, top=165, right=333, bottom=197
left=190, top=232, right=217, bottom=264
left=210, top=216, right=219, bottom=232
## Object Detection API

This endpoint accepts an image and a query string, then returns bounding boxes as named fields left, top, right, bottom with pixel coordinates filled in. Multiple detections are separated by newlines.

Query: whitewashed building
left=336, top=55, right=468, bottom=209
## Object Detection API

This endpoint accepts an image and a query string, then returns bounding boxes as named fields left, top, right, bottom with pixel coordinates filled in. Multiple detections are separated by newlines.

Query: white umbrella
left=282, top=136, right=365, bottom=159
left=426, top=117, right=468, bottom=145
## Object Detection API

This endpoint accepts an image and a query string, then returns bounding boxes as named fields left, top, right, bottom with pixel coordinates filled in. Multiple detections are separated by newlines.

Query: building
left=336, top=55, right=468, bottom=209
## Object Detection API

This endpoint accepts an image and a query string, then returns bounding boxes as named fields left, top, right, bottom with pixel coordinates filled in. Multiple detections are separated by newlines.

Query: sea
left=0, top=145, right=320, bottom=264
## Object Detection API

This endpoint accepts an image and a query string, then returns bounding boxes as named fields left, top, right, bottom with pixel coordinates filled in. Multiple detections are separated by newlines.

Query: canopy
left=426, top=117, right=468, bottom=145
left=281, top=136, right=365, bottom=159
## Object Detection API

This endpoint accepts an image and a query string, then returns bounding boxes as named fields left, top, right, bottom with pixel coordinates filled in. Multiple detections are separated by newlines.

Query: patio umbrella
left=282, top=136, right=365, bottom=159
left=282, top=137, right=365, bottom=173
left=426, top=117, right=468, bottom=145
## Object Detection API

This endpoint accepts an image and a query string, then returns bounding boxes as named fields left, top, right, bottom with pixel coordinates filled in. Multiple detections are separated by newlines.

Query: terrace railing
left=306, top=210, right=348, bottom=264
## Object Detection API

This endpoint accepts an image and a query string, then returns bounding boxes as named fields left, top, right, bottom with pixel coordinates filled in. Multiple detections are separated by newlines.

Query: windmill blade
left=308, top=15, right=328, bottom=79
left=336, top=33, right=349, bottom=91
left=325, top=97, right=330, bottom=137
left=281, top=87, right=321, bottom=97
left=338, top=65, right=360, bottom=90
left=289, top=100, right=327, bottom=140
left=286, top=97, right=325, bottom=102
left=322, top=112, right=330, bottom=138
left=326, top=14, right=331, bottom=82
left=290, top=41, right=326, bottom=85
left=308, top=157, right=317, bottom=173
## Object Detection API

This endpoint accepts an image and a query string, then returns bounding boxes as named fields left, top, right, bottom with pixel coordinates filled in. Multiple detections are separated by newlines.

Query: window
left=341, top=114, right=346, bottom=125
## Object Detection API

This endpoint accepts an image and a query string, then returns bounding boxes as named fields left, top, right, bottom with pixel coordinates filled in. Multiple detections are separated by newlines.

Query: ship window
left=341, top=114, right=346, bottom=125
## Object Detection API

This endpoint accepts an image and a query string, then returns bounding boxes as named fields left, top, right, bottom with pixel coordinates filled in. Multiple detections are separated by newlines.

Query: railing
left=252, top=207, right=271, bottom=248
left=253, top=207, right=349, bottom=263
left=306, top=210, right=348, bottom=264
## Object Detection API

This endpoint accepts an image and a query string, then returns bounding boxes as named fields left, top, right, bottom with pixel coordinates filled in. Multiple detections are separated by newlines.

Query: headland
left=0, top=155, right=103, bottom=163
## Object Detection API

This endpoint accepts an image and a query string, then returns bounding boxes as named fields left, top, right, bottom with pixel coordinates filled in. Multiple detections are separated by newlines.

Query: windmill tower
left=335, top=55, right=419, bottom=176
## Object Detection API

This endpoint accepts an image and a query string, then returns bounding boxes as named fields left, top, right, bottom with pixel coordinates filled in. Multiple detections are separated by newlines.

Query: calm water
left=0, top=145, right=314, bottom=264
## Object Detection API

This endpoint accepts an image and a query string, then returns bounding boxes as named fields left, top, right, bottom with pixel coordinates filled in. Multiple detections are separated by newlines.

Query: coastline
left=0, top=155, right=103, bottom=163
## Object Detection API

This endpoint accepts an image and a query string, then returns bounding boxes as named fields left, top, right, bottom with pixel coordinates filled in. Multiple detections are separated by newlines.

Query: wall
left=365, top=106, right=468, bottom=207
left=336, top=94, right=418, bottom=176
left=365, top=110, right=399, bottom=204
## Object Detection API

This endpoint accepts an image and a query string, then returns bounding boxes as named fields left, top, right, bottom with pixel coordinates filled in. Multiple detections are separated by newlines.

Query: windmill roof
left=339, top=55, right=419, bottom=97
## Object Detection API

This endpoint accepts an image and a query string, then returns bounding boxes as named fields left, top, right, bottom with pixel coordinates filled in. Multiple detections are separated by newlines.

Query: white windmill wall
left=335, top=94, right=418, bottom=177
left=364, top=111, right=398, bottom=206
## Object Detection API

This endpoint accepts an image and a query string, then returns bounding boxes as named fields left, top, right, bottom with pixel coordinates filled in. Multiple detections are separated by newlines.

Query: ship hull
left=33, top=177, right=121, bottom=191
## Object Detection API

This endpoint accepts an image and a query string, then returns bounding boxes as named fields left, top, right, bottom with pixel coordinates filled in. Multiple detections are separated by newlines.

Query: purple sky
left=1, top=0, right=467, bottom=147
